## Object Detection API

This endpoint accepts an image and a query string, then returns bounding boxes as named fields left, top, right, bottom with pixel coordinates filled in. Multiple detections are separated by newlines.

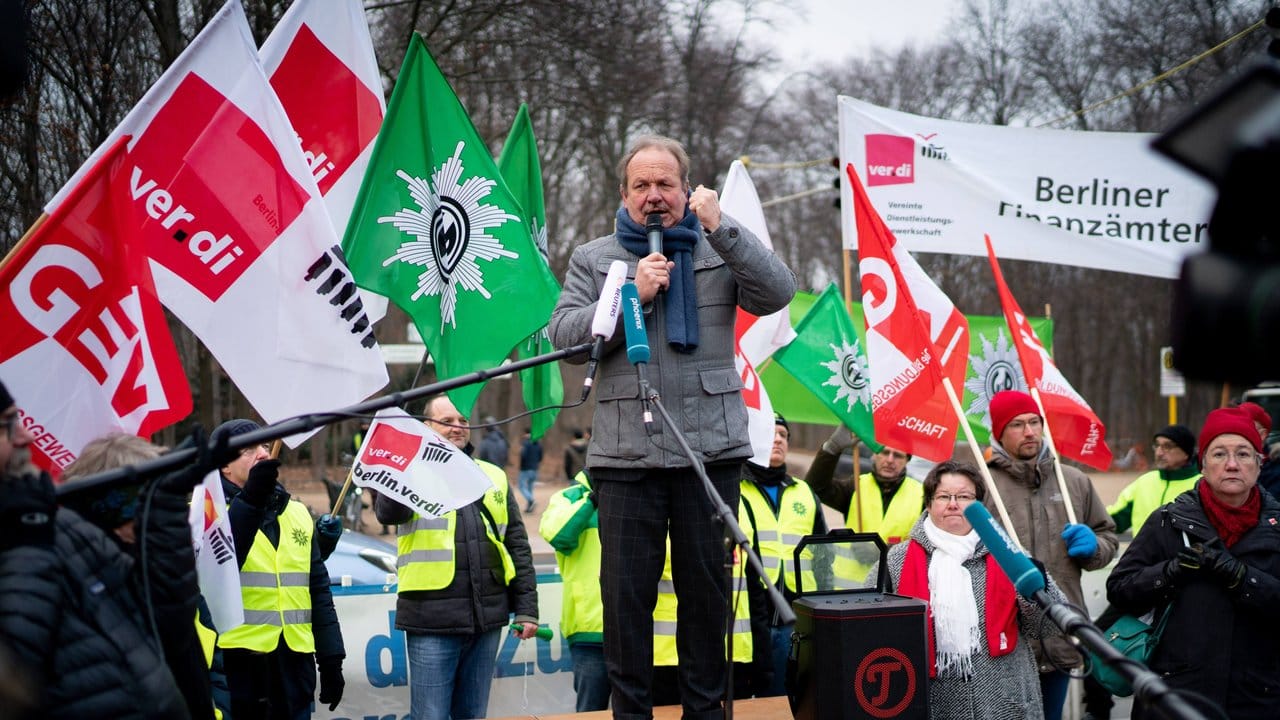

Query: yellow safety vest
left=217, top=500, right=315, bottom=653
left=834, top=474, right=924, bottom=585
left=396, top=461, right=515, bottom=592
left=539, top=471, right=603, bottom=643
left=654, top=504, right=753, bottom=666
left=739, top=478, right=819, bottom=594
left=195, top=612, right=223, bottom=720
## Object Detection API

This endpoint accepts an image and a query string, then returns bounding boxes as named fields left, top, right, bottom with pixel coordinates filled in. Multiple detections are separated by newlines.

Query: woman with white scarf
left=885, top=461, right=1067, bottom=719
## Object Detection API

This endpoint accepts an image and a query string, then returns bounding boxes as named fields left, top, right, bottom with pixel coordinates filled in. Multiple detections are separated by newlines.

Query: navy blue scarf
left=614, top=208, right=701, bottom=353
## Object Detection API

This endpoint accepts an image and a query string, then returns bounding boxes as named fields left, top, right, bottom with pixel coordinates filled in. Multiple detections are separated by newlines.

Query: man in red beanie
left=984, top=390, right=1117, bottom=720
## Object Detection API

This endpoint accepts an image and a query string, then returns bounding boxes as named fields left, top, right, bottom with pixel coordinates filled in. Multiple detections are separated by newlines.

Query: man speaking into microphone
left=550, top=135, right=795, bottom=720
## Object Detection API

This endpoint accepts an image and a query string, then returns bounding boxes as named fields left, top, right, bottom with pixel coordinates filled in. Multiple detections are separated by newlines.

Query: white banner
left=837, top=96, right=1216, bottom=278
left=350, top=408, right=492, bottom=517
left=311, top=576, right=575, bottom=719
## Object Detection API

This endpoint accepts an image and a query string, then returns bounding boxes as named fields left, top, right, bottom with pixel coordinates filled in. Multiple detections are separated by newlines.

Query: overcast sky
left=755, top=0, right=958, bottom=73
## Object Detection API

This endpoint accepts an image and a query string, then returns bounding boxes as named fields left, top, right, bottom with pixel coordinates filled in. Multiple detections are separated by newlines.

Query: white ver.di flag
left=350, top=409, right=494, bottom=518
left=189, top=470, right=244, bottom=632
left=48, top=0, right=389, bottom=446
left=721, top=160, right=795, bottom=466
left=259, top=0, right=388, bottom=320
left=837, top=96, right=1216, bottom=278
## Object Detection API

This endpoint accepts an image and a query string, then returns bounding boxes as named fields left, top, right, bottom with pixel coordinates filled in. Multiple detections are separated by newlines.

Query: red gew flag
left=0, top=137, right=191, bottom=473
left=850, top=163, right=968, bottom=461
left=985, top=234, right=1112, bottom=469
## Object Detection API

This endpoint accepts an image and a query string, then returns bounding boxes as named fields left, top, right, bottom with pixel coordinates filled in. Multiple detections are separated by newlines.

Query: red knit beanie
left=1238, top=401, right=1272, bottom=435
left=1198, top=407, right=1263, bottom=459
left=989, top=390, right=1040, bottom=440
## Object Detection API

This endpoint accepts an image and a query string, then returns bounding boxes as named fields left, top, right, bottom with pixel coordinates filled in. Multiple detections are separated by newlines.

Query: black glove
left=318, top=662, right=344, bottom=711
left=315, top=514, right=342, bottom=561
left=1163, top=543, right=1206, bottom=585
left=240, top=459, right=280, bottom=508
left=1201, top=538, right=1248, bottom=590
left=0, top=469, right=57, bottom=550
left=157, top=424, right=234, bottom=493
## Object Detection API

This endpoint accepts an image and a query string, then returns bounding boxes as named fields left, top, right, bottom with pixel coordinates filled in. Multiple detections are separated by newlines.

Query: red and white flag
left=985, top=235, right=1113, bottom=469
left=721, top=160, right=794, bottom=465
left=189, top=469, right=243, bottom=631
left=0, top=138, right=191, bottom=474
left=350, top=408, right=493, bottom=518
left=49, top=0, right=388, bottom=445
left=851, top=164, right=968, bottom=461
left=259, top=0, right=387, bottom=320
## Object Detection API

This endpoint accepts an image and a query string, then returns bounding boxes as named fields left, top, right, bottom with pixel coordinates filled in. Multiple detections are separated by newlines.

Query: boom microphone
left=619, top=282, right=654, bottom=431
left=963, top=502, right=1045, bottom=598
left=646, top=213, right=664, bottom=257
left=581, top=260, right=628, bottom=400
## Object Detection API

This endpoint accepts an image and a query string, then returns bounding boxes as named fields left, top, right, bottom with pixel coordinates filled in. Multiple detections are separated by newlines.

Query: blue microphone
left=620, top=282, right=649, bottom=364
left=619, top=282, right=654, bottom=431
left=963, top=502, right=1046, bottom=598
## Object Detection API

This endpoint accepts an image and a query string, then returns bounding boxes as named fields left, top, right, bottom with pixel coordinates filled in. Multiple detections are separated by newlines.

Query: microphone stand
left=1030, top=591, right=1206, bottom=720
left=642, top=381, right=795, bottom=720
left=56, top=341, right=595, bottom=499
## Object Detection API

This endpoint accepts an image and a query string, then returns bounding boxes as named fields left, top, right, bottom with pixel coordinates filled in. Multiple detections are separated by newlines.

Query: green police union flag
left=497, top=103, right=563, bottom=439
left=771, top=283, right=880, bottom=446
left=343, top=35, right=559, bottom=417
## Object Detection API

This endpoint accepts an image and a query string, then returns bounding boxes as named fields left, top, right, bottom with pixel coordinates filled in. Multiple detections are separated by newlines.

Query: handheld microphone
left=963, top=502, right=1045, bottom=598
left=646, top=213, right=663, bottom=257
left=581, top=260, right=628, bottom=400
left=619, top=282, right=654, bottom=431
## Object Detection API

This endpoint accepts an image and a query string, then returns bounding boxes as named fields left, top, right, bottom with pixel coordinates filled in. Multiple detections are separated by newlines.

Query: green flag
left=342, top=35, right=560, bottom=417
left=497, top=103, right=563, bottom=439
left=772, top=283, right=880, bottom=446
left=960, top=315, right=1053, bottom=445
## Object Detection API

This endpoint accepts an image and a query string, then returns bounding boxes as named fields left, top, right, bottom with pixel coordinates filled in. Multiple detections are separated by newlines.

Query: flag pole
left=841, top=248, right=868, bottom=533
left=941, top=377, right=1024, bottom=551
left=1029, top=387, right=1080, bottom=525
left=0, top=212, right=48, bottom=272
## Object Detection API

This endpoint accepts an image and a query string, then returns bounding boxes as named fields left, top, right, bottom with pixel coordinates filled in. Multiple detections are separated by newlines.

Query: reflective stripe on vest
left=397, top=460, right=515, bottom=592
left=740, top=479, right=819, bottom=593
left=217, top=500, right=315, bottom=653
left=654, top=505, right=754, bottom=665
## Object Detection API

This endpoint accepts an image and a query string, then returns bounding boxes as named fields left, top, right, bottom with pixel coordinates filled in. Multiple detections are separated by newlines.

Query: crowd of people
left=3, top=133, right=1279, bottom=720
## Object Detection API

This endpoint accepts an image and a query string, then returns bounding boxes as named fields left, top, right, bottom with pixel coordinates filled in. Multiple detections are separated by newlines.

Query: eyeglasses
left=239, top=443, right=270, bottom=457
left=932, top=493, right=977, bottom=506
left=1152, top=442, right=1182, bottom=453
left=1204, top=448, right=1259, bottom=466
left=1005, top=418, right=1043, bottom=433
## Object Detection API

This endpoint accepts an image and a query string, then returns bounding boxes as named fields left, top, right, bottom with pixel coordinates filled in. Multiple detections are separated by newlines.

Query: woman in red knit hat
left=1106, top=407, right=1280, bottom=719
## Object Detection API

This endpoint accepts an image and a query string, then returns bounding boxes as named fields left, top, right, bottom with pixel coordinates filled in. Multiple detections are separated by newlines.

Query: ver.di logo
left=963, top=327, right=1027, bottom=430
left=377, top=140, right=521, bottom=329
left=822, top=338, right=872, bottom=413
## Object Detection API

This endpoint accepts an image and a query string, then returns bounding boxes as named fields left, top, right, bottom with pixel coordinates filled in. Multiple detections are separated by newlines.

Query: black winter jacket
left=0, top=506, right=191, bottom=719
left=1106, top=483, right=1280, bottom=720
left=373, top=459, right=538, bottom=634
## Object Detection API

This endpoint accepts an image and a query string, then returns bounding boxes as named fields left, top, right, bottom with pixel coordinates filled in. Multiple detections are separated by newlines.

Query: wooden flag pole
left=941, top=377, right=1025, bottom=552
left=1029, top=388, right=1080, bottom=526
left=0, top=212, right=48, bottom=272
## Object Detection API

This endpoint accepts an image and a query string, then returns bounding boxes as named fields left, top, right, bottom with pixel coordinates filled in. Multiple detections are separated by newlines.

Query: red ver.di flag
left=985, top=235, right=1112, bottom=469
left=350, top=409, right=494, bottom=518
left=851, top=164, right=968, bottom=461
left=0, top=137, right=190, bottom=473
left=259, top=0, right=388, bottom=320
left=47, top=0, right=388, bottom=446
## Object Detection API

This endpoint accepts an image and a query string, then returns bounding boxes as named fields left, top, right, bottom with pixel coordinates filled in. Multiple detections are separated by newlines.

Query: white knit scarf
left=922, top=515, right=982, bottom=677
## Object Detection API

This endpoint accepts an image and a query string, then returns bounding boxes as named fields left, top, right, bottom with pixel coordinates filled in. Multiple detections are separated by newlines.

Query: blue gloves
left=1061, top=523, right=1098, bottom=559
